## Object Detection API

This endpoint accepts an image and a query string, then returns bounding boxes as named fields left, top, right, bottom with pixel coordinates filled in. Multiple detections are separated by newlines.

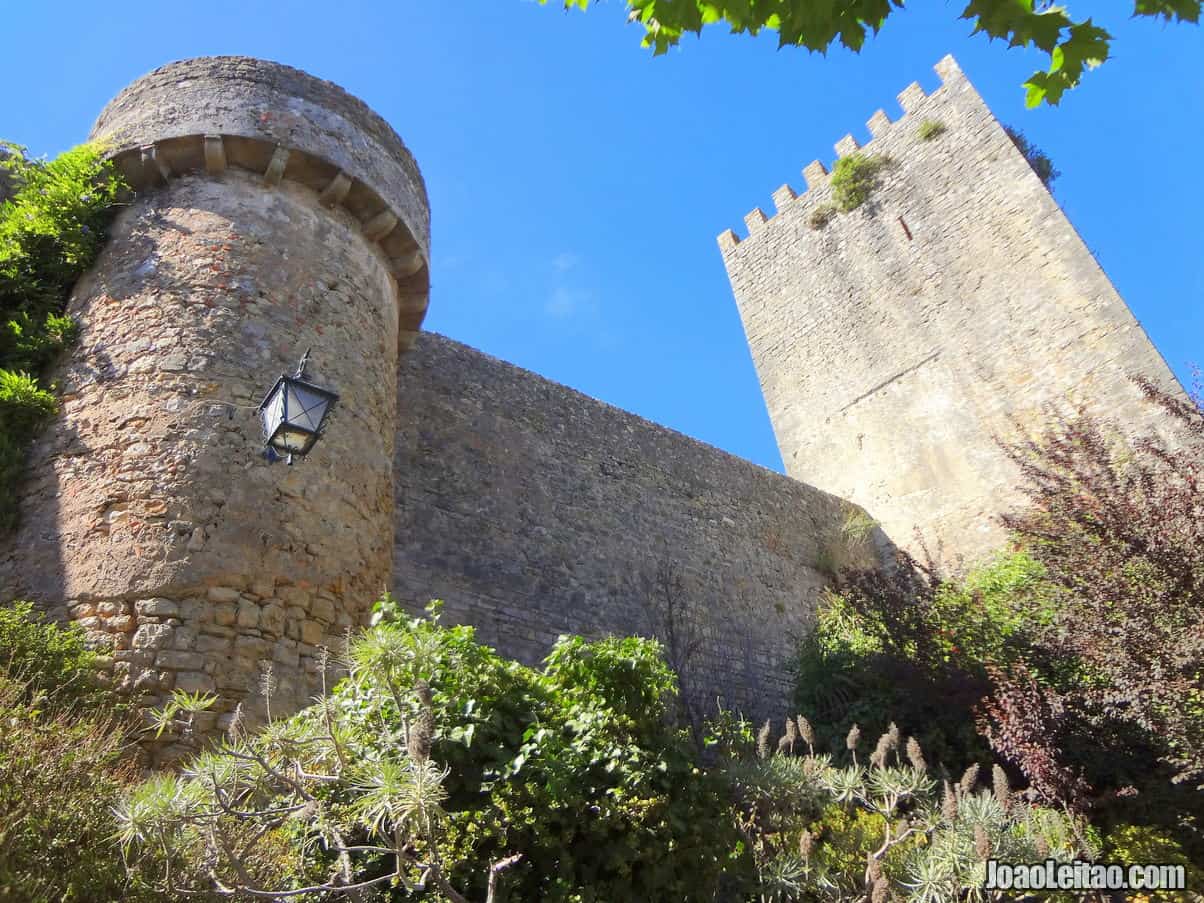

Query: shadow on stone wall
left=392, top=332, right=896, bottom=725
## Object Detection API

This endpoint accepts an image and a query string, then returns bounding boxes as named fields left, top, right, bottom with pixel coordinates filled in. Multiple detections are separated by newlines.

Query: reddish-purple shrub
left=996, top=378, right=1204, bottom=788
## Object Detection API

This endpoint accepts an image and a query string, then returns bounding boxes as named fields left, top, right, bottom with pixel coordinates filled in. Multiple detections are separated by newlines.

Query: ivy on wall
left=0, top=143, right=124, bottom=531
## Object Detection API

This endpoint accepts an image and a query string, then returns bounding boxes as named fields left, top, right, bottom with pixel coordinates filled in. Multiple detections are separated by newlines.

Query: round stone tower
left=0, top=57, right=429, bottom=738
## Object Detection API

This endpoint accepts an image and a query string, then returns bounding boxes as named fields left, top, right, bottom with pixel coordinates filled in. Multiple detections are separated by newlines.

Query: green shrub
left=794, top=551, right=1056, bottom=771
left=0, top=603, right=154, bottom=903
left=916, top=119, right=947, bottom=141
left=0, top=678, right=158, bottom=903
left=0, top=142, right=123, bottom=532
left=815, top=504, right=879, bottom=577
left=830, top=153, right=891, bottom=212
left=0, top=600, right=106, bottom=706
left=120, top=600, right=737, bottom=901
left=1102, top=824, right=1204, bottom=902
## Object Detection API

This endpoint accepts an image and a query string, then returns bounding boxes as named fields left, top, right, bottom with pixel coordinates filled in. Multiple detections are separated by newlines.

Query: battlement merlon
left=714, top=53, right=968, bottom=252
left=90, top=56, right=431, bottom=345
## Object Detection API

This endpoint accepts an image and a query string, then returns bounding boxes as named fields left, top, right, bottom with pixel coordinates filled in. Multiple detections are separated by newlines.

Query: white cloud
left=546, top=285, right=597, bottom=319
left=552, top=252, right=580, bottom=273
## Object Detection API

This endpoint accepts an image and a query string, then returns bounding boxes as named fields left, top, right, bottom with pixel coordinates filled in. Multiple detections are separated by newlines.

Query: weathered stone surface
left=719, top=55, right=1187, bottom=562
left=393, top=334, right=884, bottom=721
left=259, top=603, right=286, bottom=637
left=136, top=597, right=179, bottom=617
left=89, top=56, right=430, bottom=264
left=156, top=650, right=205, bottom=671
left=175, top=671, right=217, bottom=695
left=0, top=56, right=425, bottom=734
left=300, top=619, right=324, bottom=646
left=132, top=623, right=174, bottom=650
left=236, top=601, right=260, bottom=629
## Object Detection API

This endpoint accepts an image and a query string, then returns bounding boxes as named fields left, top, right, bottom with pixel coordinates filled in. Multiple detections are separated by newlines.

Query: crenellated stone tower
left=0, top=58, right=429, bottom=740
left=718, top=55, right=1185, bottom=561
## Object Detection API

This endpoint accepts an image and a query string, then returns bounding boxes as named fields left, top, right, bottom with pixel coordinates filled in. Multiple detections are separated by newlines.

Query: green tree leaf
left=540, top=0, right=1199, bottom=108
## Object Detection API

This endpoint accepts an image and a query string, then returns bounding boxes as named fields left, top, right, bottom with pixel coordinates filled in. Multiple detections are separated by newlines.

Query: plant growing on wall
left=809, top=202, right=838, bottom=230
left=1003, top=125, right=1060, bottom=188
left=0, top=142, right=123, bottom=531
left=815, top=503, right=880, bottom=577
left=830, top=154, right=892, bottom=212
left=917, top=119, right=947, bottom=141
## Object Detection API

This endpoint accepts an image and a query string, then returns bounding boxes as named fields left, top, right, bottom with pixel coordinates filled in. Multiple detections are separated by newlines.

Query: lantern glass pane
left=260, top=384, right=285, bottom=437
left=285, top=382, right=332, bottom=432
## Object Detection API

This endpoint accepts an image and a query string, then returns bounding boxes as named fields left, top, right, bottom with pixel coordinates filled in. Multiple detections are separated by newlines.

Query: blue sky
left=3, top=2, right=1201, bottom=472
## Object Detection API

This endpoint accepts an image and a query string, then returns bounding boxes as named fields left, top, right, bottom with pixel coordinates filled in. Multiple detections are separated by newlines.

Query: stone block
left=310, top=596, right=336, bottom=623
left=208, top=586, right=241, bottom=604
left=175, top=671, right=217, bottom=695
left=197, top=634, right=233, bottom=654
left=137, top=597, right=180, bottom=617
left=273, top=641, right=300, bottom=669
left=216, top=665, right=253, bottom=692
left=259, top=604, right=285, bottom=636
left=300, top=619, right=324, bottom=646
left=156, top=650, right=205, bottom=671
left=107, top=615, right=135, bottom=633
left=236, top=601, right=260, bottom=629
left=249, top=578, right=275, bottom=599
left=133, top=623, right=174, bottom=650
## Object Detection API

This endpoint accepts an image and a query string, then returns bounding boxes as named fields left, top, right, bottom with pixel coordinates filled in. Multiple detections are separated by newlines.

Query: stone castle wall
left=719, top=55, right=1185, bottom=561
left=393, top=333, right=881, bottom=720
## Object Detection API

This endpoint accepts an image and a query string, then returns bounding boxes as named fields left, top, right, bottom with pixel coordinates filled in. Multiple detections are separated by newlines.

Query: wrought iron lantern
left=258, top=349, right=338, bottom=464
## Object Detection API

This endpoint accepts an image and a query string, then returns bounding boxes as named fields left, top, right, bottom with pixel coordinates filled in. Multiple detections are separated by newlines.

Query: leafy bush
left=1102, top=823, right=1204, bottom=903
left=987, top=378, right=1204, bottom=792
left=0, top=142, right=123, bottom=531
left=830, top=153, right=891, bottom=212
left=794, top=551, right=1054, bottom=772
left=0, top=600, right=107, bottom=705
left=0, top=603, right=154, bottom=902
left=119, top=600, right=736, bottom=901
